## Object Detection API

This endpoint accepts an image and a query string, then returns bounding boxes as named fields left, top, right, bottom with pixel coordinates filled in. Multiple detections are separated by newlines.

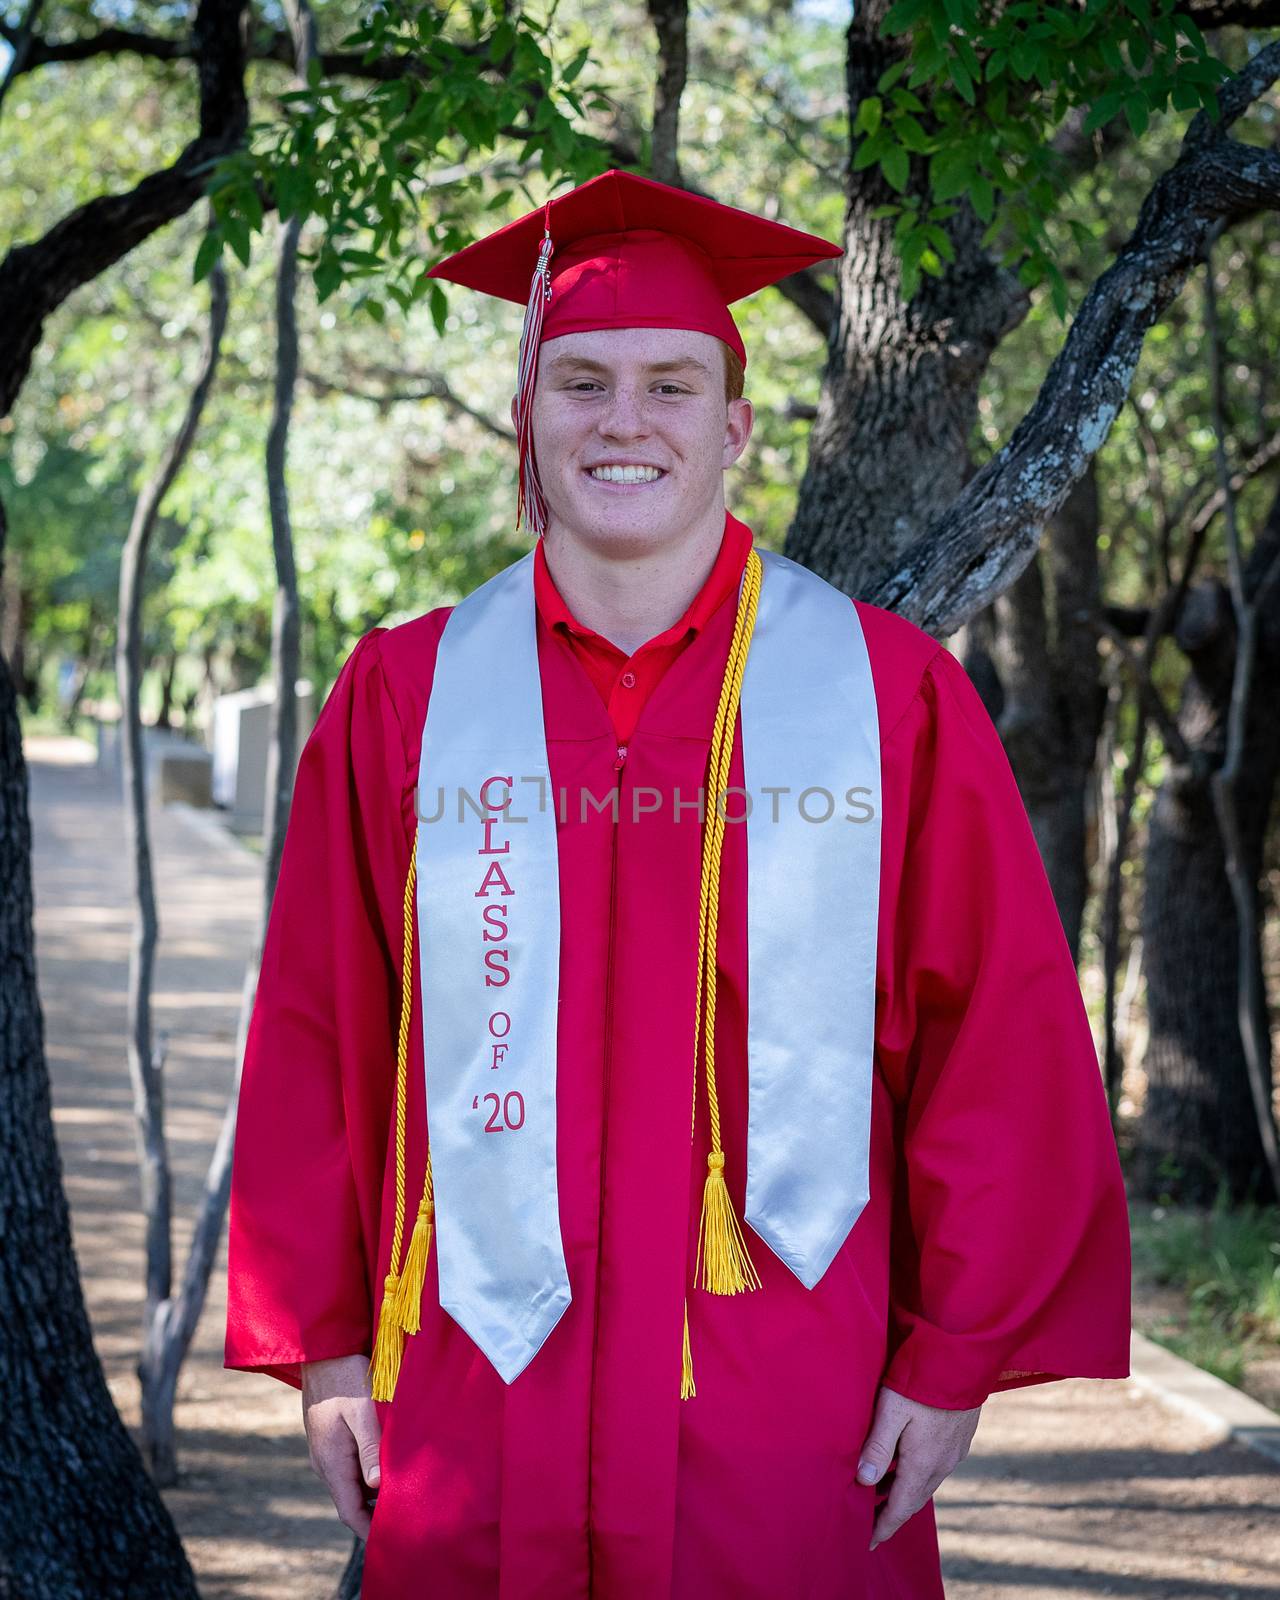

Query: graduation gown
left=225, top=514, right=1132, bottom=1599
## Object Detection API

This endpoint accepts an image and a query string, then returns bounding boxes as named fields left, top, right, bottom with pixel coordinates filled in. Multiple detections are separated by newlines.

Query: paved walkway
left=27, top=733, right=1280, bottom=1599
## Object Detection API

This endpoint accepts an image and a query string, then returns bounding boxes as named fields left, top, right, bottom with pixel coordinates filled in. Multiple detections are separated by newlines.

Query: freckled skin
left=507, top=326, right=754, bottom=655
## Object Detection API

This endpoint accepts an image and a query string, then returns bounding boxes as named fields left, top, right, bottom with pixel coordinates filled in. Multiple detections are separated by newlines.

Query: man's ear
left=723, top=396, right=754, bottom=469
left=509, top=395, right=518, bottom=430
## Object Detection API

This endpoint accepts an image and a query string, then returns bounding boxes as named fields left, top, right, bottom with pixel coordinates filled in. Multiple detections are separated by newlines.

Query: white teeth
left=588, top=464, right=663, bottom=483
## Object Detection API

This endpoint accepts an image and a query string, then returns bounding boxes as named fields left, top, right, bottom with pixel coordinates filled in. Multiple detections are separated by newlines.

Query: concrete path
left=27, top=733, right=1280, bottom=1598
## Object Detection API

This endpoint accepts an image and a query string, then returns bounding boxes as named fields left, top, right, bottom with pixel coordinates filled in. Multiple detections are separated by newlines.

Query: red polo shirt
left=533, top=510, right=753, bottom=745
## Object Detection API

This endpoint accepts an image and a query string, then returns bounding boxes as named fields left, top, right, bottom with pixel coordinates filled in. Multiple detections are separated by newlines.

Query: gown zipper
left=586, top=741, right=628, bottom=1594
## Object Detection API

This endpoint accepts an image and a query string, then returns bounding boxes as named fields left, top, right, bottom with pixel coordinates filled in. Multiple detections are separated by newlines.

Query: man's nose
left=597, top=386, right=650, bottom=438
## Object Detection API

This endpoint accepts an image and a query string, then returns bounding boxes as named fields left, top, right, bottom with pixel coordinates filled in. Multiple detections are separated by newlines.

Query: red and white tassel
left=514, top=203, right=554, bottom=536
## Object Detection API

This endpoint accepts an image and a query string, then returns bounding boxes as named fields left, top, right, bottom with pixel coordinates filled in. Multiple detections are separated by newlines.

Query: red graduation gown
left=225, top=519, right=1131, bottom=1599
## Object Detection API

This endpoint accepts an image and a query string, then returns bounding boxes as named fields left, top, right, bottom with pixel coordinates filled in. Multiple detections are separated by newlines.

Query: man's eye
left=656, top=384, right=688, bottom=395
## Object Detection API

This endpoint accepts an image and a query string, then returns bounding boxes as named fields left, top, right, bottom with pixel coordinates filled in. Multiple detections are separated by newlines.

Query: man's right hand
left=301, top=1354, right=382, bottom=1539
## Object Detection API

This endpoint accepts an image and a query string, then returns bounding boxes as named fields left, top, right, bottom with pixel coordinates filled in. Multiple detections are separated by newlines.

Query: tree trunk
left=990, top=467, right=1105, bottom=958
left=157, top=650, right=179, bottom=730
left=0, top=497, right=197, bottom=1597
left=1137, top=500, right=1280, bottom=1203
left=787, top=0, right=1026, bottom=600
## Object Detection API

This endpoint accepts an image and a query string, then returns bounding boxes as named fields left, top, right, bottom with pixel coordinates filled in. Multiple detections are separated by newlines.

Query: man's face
left=516, top=326, right=753, bottom=554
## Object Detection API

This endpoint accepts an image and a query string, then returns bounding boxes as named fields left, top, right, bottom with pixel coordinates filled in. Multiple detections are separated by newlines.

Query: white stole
left=415, top=544, right=881, bottom=1383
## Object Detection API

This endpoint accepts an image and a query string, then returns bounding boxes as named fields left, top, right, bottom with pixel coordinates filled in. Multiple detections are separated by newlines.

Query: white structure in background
left=211, top=680, right=316, bottom=835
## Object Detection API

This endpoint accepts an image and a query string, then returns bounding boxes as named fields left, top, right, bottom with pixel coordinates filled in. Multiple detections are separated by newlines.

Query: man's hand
left=857, top=1384, right=981, bottom=1550
left=301, top=1354, right=382, bottom=1540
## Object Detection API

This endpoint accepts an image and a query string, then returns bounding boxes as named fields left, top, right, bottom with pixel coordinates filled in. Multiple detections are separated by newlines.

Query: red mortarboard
left=425, top=169, right=843, bottom=534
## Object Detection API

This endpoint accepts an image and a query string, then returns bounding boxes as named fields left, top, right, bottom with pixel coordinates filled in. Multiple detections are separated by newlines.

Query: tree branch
left=875, top=40, right=1280, bottom=634
left=301, top=365, right=516, bottom=441
left=647, top=0, right=688, bottom=187
left=0, top=0, right=249, bottom=417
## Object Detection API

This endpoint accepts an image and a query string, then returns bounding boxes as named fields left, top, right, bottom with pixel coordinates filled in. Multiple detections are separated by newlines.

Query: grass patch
left=1130, top=1190, right=1280, bottom=1390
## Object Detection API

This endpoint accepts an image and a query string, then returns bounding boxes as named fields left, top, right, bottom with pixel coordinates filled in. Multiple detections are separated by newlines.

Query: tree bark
left=1137, top=490, right=1280, bottom=1204
left=792, top=14, right=1280, bottom=637
left=0, top=497, right=198, bottom=1596
left=989, top=466, right=1105, bottom=958
left=122, top=220, right=229, bottom=1486
left=646, top=0, right=687, bottom=187
left=0, top=0, right=247, bottom=417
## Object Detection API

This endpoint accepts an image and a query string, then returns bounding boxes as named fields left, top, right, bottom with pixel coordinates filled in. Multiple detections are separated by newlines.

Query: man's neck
left=541, top=503, right=728, bottom=656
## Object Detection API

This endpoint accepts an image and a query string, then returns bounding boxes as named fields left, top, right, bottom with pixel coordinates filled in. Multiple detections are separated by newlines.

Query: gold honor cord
left=370, top=831, right=436, bottom=1403
left=373, top=550, right=765, bottom=1405
left=683, top=547, right=764, bottom=1401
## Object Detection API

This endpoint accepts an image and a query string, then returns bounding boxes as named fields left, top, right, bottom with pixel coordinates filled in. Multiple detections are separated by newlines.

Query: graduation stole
left=369, top=543, right=882, bottom=1403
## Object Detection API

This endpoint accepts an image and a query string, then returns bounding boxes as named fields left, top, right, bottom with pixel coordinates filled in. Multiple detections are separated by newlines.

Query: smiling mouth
left=584, top=466, right=668, bottom=486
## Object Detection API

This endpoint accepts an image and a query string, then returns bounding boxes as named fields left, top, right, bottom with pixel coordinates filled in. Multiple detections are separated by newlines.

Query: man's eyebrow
left=545, top=354, right=714, bottom=377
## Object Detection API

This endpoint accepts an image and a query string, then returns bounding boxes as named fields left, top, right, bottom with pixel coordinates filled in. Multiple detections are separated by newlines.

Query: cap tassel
left=692, top=550, right=764, bottom=1301
left=369, top=833, right=428, bottom=1404
left=514, top=201, right=554, bottom=535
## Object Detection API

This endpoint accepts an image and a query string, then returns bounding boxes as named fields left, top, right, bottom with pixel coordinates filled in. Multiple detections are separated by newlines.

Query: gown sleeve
left=876, top=643, right=1132, bottom=1412
left=225, top=628, right=407, bottom=1390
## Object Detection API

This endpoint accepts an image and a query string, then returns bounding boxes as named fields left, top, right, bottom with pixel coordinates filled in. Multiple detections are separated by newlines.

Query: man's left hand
left=856, top=1384, right=981, bottom=1550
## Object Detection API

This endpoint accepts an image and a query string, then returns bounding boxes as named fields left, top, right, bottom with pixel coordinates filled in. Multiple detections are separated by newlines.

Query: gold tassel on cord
left=368, top=833, right=436, bottom=1403
left=394, top=1166, right=435, bottom=1335
left=681, top=1297, right=697, bottom=1400
left=680, top=550, right=765, bottom=1397
left=692, top=549, right=763, bottom=1300
left=696, top=1150, right=762, bottom=1294
left=369, top=1270, right=406, bottom=1401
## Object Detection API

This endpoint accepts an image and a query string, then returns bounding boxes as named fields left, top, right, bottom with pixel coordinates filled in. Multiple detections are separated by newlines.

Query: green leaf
left=1048, top=262, right=1069, bottom=320
left=883, top=0, right=930, bottom=35
left=429, top=280, right=449, bottom=338
left=868, top=203, right=904, bottom=219
left=192, top=229, right=222, bottom=285
left=488, top=19, right=516, bottom=62
left=1123, top=92, right=1149, bottom=136
left=1083, top=90, right=1123, bottom=133
left=895, top=113, right=933, bottom=152
left=852, top=130, right=888, bottom=171
left=929, top=148, right=973, bottom=201
left=882, top=143, right=910, bottom=193
left=890, top=86, right=927, bottom=112
left=969, top=172, right=994, bottom=221
left=855, top=96, right=883, bottom=135
left=315, top=252, right=344, bottom=301
left=954, top=34, right=981, bottom=80
left=893, top=203, right=920, bottom=243
left=948, top=56, right=976, bottom=104
left=223, top=212, right=252, bottom=267
left=877, top=59, right=909, bottom=93
left=562, top=44, right=590, bottom=84
left=1176, top=9, right=1208, bottom=53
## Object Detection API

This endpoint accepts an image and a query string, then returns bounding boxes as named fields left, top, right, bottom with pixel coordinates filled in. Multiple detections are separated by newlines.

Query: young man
left=226, top=170, right=1131, bottom=1599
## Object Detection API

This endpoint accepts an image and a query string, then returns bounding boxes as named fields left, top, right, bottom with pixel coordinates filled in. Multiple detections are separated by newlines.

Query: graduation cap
left=425, top=169, right=843, bottom=534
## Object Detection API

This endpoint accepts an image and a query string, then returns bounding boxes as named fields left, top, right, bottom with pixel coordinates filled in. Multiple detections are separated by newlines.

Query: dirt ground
left=27, top=732, right=1280, bottom=1599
